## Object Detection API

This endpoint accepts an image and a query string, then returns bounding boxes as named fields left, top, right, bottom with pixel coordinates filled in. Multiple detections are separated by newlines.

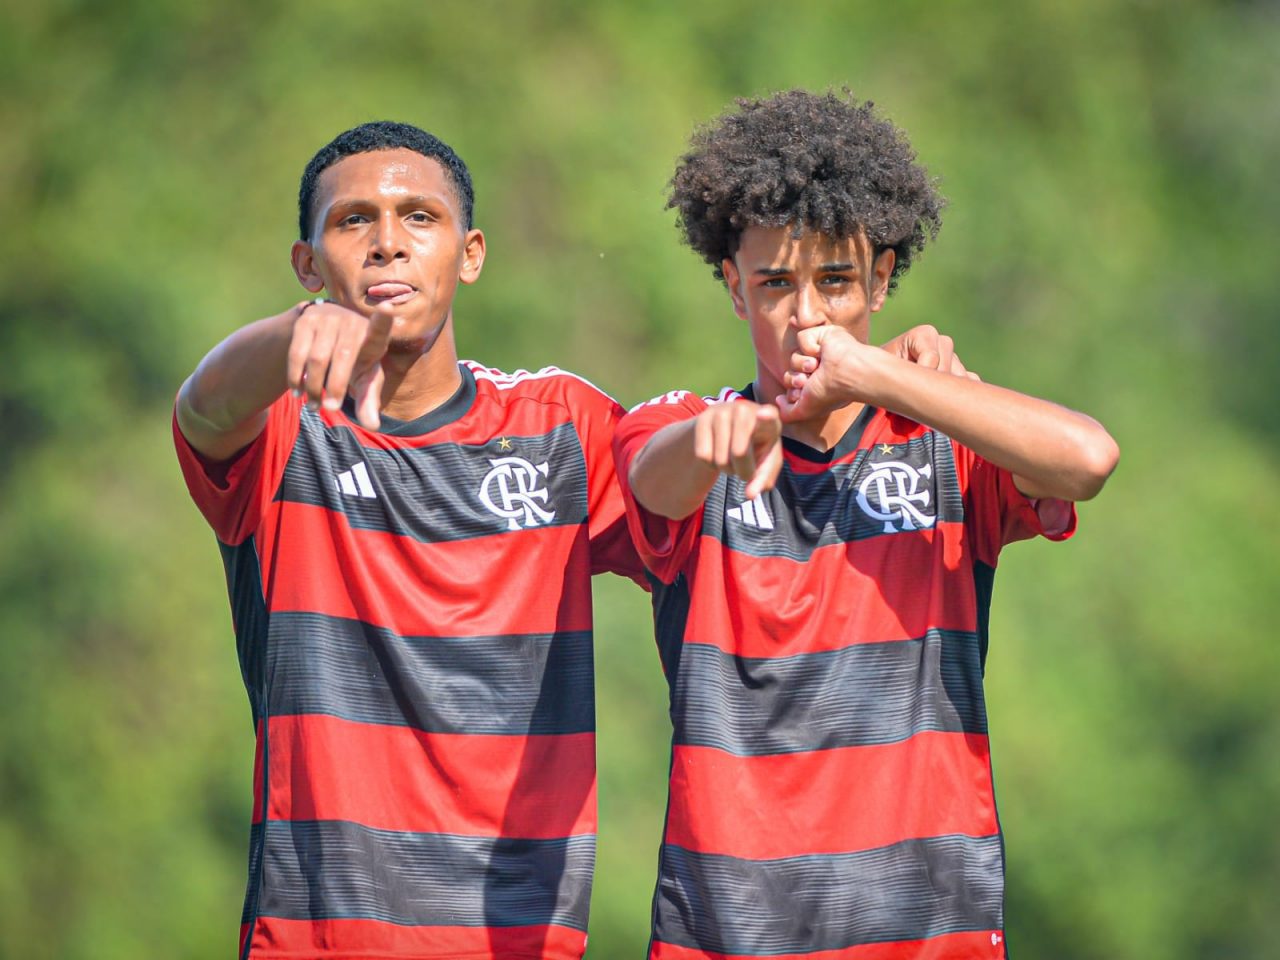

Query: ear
left=869, top=247, right=895, bottom=312
left=291, top=240, right=326, bottom=294
left=722, top=258, right=748, bottom=321
left=459, top=229, right=486, bottom=285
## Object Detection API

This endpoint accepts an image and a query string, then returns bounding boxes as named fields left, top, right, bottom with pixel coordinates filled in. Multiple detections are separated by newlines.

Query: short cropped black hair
left=298, top=120, right=474, bottom=239
left=667, top=90, right=944, bottom=291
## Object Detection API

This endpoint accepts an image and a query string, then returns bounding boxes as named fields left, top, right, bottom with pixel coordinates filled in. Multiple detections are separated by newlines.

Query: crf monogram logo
left=479, top=456, right=556, bottom=531
left=856, top=460, right=936, bottom=534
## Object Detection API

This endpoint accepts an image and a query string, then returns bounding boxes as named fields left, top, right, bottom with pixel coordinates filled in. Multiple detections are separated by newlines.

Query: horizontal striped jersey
left=175, top=362, right=645, bottom=960
left=613, top=386, right=1077, bottom=960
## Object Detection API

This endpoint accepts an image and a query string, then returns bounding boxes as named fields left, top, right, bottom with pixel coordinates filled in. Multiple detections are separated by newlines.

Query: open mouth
left=365, top=282, right=417, bottom=305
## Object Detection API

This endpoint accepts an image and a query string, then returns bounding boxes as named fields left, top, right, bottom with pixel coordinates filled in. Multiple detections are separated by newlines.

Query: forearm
left=869, top=356, right=1119, bottom=501
left=177, top=306, right=301, bottom=461
left=628, top=418, right=721, bottom=520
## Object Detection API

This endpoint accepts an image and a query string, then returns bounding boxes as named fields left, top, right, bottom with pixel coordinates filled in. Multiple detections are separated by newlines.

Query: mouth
left=365, top=282, right=418, bottom=305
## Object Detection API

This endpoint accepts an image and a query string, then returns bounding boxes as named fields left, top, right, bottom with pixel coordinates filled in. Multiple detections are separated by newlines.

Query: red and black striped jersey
left=175, top=362, right=645, bottom=960
left=613, top=385, right=1077, bottom=960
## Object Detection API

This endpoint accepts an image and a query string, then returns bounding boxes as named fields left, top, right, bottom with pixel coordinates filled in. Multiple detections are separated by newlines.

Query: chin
left=386, top=335, right=432, bottom=354
left=387, top=318, right=450, bottom=355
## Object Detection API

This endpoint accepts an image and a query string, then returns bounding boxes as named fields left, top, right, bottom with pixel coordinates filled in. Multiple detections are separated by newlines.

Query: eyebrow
left=754, top=261, right=858, bottom=276
left=327, top=193, right=445, bottom=211
left=396, top=194, right=444, bottom=207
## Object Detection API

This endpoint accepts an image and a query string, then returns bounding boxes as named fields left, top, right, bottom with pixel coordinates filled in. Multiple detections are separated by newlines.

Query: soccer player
left=613, top=91, right=1120, bottom=959
left=173, top=121, right=646, bottom=960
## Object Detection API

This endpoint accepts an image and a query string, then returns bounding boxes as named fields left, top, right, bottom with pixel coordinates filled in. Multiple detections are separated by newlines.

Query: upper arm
left=176, top=374, right=271, bottom=463
left=612, top=393, right=709, bottom=583
left=173, top=391, right=303, bottom=544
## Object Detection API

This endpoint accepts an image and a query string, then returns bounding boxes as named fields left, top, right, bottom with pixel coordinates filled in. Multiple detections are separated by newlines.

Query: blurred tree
left=0, top=0, right=1276, bottom=957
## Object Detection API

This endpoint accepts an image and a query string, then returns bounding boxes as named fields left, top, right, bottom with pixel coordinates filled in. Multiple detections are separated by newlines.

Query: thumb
left=794, top=325, right=831, bottom=358
left=753, top=403, right=781, bottom=439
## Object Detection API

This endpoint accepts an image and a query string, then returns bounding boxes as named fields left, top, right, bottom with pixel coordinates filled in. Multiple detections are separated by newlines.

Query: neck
left=779, top=401, right=867, bottom=452
left=378, top=313, right=463, bottom=422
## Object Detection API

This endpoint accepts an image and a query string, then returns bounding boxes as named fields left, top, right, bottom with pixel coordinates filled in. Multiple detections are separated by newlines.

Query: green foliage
left=1, top=1, right=1277, bottom=956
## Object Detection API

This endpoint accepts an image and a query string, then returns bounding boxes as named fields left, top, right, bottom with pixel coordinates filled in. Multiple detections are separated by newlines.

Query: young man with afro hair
left=613, top=90, right=1119, bottom=959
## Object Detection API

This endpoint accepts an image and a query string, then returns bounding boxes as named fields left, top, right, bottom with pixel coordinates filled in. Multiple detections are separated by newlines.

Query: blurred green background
left=2, top=0, right=1278, bottom=957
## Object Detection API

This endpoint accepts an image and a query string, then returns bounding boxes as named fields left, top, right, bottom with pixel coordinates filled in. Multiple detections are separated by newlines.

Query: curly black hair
left=667, top=90, right=944, bottom=291
left=298, top=121, right=474, bottom=240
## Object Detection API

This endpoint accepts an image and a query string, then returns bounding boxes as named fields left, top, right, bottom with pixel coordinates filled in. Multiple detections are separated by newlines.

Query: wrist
left=854, top=343, right=909, bottom=406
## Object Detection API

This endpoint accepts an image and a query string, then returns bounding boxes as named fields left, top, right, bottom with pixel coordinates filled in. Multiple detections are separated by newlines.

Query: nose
left=369, top=211, right=409, bottom=263
left=791, top=283, right=827, bottom=329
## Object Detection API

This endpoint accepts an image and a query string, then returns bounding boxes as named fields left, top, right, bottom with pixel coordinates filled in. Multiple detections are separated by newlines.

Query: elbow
left=177, top=372, right=241, bottom=439
left=1069, top=430, right=1120, bottom=502
left=177, top=374, right=219, bottom=431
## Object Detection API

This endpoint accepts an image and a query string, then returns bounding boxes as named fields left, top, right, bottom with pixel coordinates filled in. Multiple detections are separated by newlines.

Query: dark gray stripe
left=256, top=819, right=594, bottom=931
left=218, top=538, right=269, bottom=729
left=654, top=834, right=1003, bottom=956
left=241, top=820, right=266, bottom=926
left=702, top=432, right=965, bottom=562
left=277, top=412, right=589, bottom=544
left=673, top=630, right=986, bottom=755
left=267, top=612, right=594, bottom=735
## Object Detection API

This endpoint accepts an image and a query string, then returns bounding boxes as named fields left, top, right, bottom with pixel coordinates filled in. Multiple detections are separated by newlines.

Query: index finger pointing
left=365, top=306, right=396, bottom=348
left=351, top=306, right=397, bottom=372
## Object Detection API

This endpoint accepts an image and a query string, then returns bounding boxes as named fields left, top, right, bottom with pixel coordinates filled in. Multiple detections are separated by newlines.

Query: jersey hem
left=247, top=952, right=574, bottom=960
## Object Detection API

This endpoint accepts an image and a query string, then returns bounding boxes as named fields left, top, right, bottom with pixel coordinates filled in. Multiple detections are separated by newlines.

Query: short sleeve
left=565, top=380, right=649, bottom=586
left=954, top=441, right=1078, bottom=568
left=612, top=390, right=709, bottom=585
left=173, top=392, right=304, bottom=545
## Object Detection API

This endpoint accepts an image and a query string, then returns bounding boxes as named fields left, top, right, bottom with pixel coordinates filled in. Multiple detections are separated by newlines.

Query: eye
left=761, top=277, right=791, bottom=288
left=406, top=211, right=433, bottom=223
left=338, top=213, right=369, bottom=227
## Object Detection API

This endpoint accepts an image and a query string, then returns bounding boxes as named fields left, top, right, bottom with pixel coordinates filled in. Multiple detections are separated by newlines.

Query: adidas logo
left=726, top=497, right=773, bottom=530
left=335, top=461, right=377, bottom=499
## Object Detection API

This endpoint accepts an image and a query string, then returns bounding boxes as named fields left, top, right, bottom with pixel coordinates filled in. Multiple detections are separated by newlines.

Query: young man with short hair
left=614, top=91, right=1119, bottom=959
left=174, top=121, right=646, bottom=960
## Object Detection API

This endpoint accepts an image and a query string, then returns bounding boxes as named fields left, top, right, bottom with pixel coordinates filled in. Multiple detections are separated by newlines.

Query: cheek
left=415, top=238, right=465, bottom=277
left=747, top=312, right=791, bottom=353
left=312, top=242, right=358, bottom=286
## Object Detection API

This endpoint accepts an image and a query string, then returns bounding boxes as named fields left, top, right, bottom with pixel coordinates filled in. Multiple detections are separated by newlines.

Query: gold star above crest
left=497, top=437, right=513, bottom=451
left=878, top=443, right=895, bottom=455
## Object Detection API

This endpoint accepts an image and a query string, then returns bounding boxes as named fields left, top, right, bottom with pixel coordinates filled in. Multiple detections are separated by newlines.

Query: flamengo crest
left=479, top=456, right=556, bottom=531
left=856, top=460, right=936, bottom=534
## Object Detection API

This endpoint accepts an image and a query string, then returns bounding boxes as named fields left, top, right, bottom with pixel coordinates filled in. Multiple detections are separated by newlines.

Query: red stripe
left=245, top=916, right=587, bottom=959
left=321, top=383, right=576, bottom=448
left=257, top=714, right=596, bottom=838
left=779, top=411, right=930, bottom=476
left=258, top=502, right=593, bottom=637
left=665, top=732, right=996, bottom=858
left=689, top=525, right=977, bottom=657
left=649, top=929, right=1006, bottom=960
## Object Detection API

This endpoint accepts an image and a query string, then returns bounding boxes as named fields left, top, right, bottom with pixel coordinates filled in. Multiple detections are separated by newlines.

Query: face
left=291, top=147, right=485, bottom=350
left=722, top=225, right=894, bottom=396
